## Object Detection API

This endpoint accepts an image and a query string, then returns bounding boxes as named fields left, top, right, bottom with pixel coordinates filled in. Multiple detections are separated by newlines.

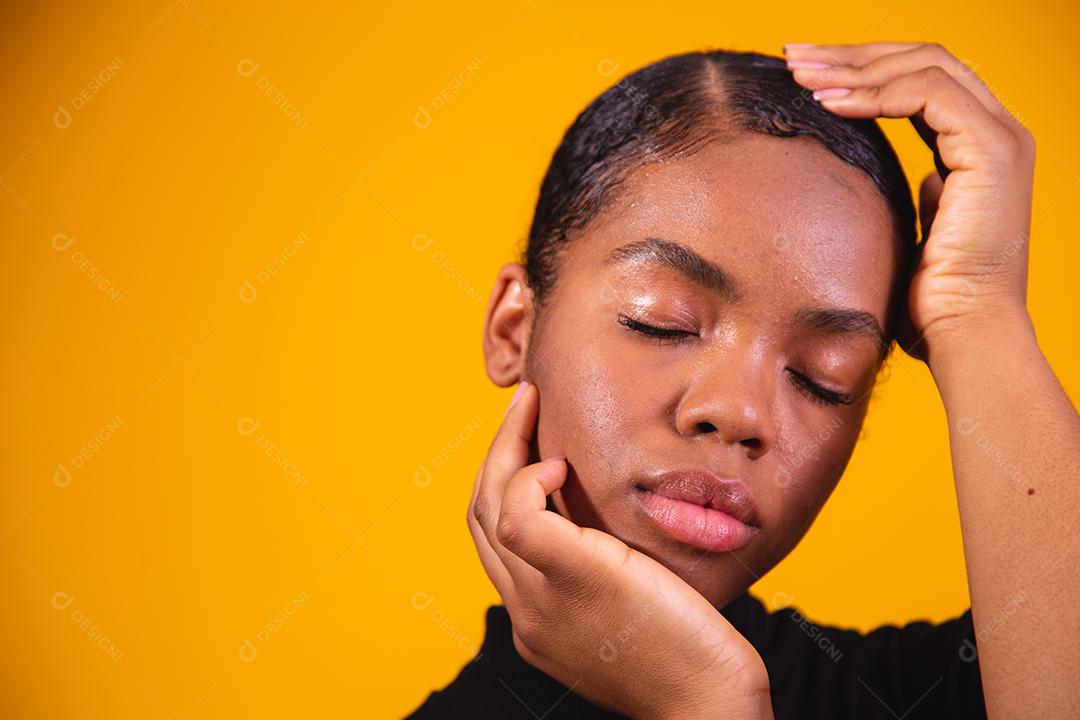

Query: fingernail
left=543, top=455, right=566, bottom=463
left=504, top=380, right=529, bottom=417
left=787, top=60, right=830, bottom=69
left=813, top=87, right=852, bottom=101
left=783, top=43, right=816, bottom=53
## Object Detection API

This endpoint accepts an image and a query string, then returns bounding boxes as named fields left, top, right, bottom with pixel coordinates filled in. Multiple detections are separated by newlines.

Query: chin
left=622, top=532, right=760, bottom=609
left=552, top=482, right=760, bottom=609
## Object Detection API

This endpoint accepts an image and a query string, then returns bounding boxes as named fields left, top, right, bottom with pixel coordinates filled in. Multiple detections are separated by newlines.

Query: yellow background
left=2, top=1, right=1076, bottom=717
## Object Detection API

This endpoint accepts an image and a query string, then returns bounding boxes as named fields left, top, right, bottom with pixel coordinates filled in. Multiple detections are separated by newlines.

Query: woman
left=407, top=42, right=1078, bottom=719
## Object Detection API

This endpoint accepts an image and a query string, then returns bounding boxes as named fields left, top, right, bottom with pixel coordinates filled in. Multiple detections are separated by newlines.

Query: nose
left=674, top=346, right=776, bottom=458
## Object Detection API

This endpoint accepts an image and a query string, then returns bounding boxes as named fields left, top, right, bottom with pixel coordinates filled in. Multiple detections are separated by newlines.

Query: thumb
left=497, top=458, right=583, bottom=576
left=918, top=171, right=944, bottom=242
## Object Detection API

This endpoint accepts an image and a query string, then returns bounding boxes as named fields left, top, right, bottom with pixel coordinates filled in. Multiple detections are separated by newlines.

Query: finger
left=468, top=449, right=487, bottom=514
left=787, top=48, right=947, bottom=180
left=478, top=381, right=539, bottom=518
left=897, top=317, right=928, bottom=363
left=896, top=239, right=930, bottom=364
left=465, top=381, right=533, bottom=603
left=470, top=382, right=537, bottom=539
left=787, top=43, right=1022, bottom=132
left=784, top=41, right=923, bottom=67
left=471, top=381, right=549, bottom=582
left=811, top=66, right=1016, bottom=170
left=466, top=456, right=517, bottom=603
left=496, top=457, right=632, bottom=584
left=787, top=44, right=958, bottom=180
left=495, top=457, right=581, bottom=574
left=918, top=171, right=944, bottom=239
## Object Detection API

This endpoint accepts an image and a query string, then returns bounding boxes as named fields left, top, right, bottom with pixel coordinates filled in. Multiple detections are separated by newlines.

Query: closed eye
left=618, top=312, right=855, bottom=405
left=787, top=369, right=854, bottom=407
left=618, top=314, right=697, bottom=346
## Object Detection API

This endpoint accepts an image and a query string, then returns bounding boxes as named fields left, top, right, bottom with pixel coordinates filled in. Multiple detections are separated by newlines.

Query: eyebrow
left=604, top=237, right=887, bottom=351
left=792, top=307, right=887, bottom=353
left=603, top=238, right=740, bottom=303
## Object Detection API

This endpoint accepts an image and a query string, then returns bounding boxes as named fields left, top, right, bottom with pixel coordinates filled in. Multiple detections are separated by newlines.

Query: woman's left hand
left=784, top=41, right=1035, bottom=359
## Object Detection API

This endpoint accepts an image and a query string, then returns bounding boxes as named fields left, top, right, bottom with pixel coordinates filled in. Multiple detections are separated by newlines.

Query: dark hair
left=522, top=48, right=917, bottom=347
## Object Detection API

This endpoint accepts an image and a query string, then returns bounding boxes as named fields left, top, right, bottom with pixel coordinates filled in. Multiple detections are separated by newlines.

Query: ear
left=482, top=262, right=535, bottom=387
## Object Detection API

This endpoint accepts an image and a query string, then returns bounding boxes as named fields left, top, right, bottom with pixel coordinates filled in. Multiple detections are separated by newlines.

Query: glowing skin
left=506, top=131, right=900, bottom=608
left=476, top=41, right=1076, bottom=720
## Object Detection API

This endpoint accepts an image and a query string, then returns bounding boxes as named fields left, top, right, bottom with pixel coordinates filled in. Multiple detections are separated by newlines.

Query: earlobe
left=482, top=263, right=534, bottom=387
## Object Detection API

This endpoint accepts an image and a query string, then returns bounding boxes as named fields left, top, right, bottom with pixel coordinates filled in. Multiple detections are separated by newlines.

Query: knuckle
left=511, top=628, right=539, bottom=661
left=511, top=608, right=547, bottom=653
left=923, top=64, right=952, bottom=86
left=992, top=126, right=1034, bottom=166
left=952, top=53, right=981, bottom=80
left=791, top=67, right=822, bottom=86
left=924, top=42, right=950, bottom=60
left=1016, top=126, right=1037, bottom=155
left=467, top=508, right=483, bottom=537
left=471, top=495, right=490, bottom=528
left=495, top=511, right=522, bottom=545
left=819, top=64, right=853, bottom=86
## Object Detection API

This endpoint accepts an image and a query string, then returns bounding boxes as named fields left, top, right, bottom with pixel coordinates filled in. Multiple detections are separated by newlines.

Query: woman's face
left=484, top=132, right=901, bottom=608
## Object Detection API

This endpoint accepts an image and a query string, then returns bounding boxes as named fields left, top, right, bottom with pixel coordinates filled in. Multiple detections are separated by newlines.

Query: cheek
left=571, top=354, right=624, bottom=444
left=770, top=416, right=862, bottom=534
left=536, top=341, right=647, bottom=493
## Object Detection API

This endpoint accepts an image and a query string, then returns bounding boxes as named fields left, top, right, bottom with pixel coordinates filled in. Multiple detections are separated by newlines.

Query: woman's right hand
left=467, top=380, right=775, bottom=720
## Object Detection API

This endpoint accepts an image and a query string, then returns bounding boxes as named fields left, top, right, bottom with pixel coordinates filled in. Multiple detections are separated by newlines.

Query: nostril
left=696, top=421, right=718, bottom=434
left=740, top=437, right=762, bottom=450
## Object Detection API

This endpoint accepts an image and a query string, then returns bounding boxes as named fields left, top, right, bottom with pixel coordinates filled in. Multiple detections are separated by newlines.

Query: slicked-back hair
left=523, top=49, right=917, bottom=347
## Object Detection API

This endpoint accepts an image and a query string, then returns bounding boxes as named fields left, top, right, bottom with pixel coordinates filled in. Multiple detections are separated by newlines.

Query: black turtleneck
left=404, top=591, right=986, bottom=719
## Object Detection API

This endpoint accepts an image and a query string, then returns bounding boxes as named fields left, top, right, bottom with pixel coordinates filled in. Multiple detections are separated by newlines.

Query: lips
left=634, top=469, right=760, bottom=553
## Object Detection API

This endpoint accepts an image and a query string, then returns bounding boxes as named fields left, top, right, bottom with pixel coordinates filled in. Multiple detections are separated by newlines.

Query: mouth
left=633, top=468, right=760, bottom=554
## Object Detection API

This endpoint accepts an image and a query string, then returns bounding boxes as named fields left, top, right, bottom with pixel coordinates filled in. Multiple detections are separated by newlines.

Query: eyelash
left=788, top=370, right=854, bottom=407
left=619, top=314, right=853, bottom=407
left=618, top=314, right=697, bottom=346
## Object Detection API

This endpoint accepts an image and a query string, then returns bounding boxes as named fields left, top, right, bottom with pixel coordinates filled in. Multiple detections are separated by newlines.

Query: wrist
left=659, top=690, right=774, bottom=720
left=656, top=668, right=774, bottom=720
left=921, top=304, right=1034, bottom=372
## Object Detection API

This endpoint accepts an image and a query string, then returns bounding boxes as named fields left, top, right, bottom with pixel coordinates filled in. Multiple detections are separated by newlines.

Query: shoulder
left=726, top=593, right=986, bottom=720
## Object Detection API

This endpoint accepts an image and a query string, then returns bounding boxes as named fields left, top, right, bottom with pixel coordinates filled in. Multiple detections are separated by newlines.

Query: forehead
left=570, top=133, right=900, bottom=312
